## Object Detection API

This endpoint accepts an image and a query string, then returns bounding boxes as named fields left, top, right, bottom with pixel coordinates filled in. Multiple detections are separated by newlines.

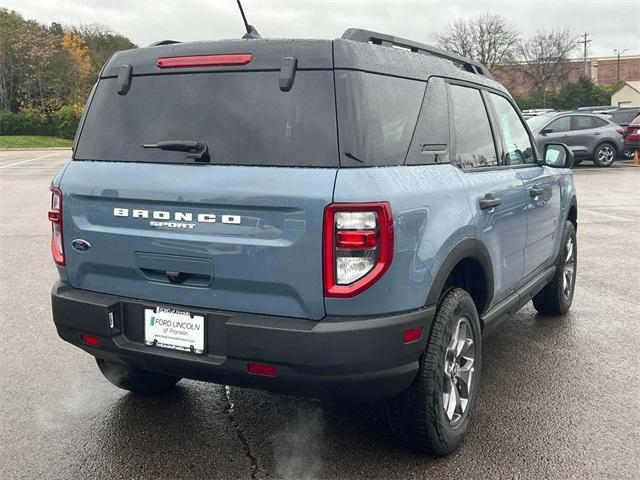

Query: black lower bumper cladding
left=51, top=281, right=435, bottom=401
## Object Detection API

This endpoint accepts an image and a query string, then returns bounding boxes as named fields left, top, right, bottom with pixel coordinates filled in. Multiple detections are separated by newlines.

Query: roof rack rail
left=148, top=40, right=182, bottom=47
left=341, top=28, right=493, bottom=78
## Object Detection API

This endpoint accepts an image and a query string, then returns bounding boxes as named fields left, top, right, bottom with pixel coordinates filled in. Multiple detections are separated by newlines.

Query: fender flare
left=425, top=237, right=494, bottom=314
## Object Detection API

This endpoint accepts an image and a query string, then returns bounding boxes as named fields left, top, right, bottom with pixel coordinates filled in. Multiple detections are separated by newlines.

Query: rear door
left=61, top=44, right=338, bottom=320
left=448, top=84, right=528, bottom=303
left=568, top=115, right=601, bottom=158
left=486, top=92, right=561, bottom=278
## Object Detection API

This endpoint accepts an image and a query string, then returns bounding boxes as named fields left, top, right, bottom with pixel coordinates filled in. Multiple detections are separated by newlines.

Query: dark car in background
left=527, top=112, right=624, bottom=167
left=608, top=108, right=640, bottom=158
left=623, top=115, right=640, bottom=157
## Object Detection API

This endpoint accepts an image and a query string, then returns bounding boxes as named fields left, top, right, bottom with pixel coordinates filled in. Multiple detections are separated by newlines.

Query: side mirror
left=544, top=143, right=574, bottom=168
left=540, top=128, right=553, bottom=135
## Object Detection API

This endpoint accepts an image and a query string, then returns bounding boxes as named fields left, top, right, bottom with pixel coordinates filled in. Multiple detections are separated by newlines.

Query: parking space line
left=0, top=152, right=61, bottom=169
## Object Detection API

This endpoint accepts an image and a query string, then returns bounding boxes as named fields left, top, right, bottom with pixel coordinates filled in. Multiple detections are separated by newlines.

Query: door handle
left=479, top=194, right=502, bottom=210
left=529, top=187, right=545, bottom=197
left=593, top=132, right=601, bottom=136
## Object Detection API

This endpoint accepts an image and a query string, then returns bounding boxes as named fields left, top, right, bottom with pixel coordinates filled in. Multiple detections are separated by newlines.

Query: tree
left=436, top=13, right=519, bottom=72
left=61, top=32, right=93, bottom=103
left=518, top=28, right=577, bottom=107
left=72, top=24, right=137, bottom=72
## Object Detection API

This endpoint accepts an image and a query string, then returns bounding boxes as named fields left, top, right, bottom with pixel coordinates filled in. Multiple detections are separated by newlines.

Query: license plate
left=144, top=307, right=205, bottom=354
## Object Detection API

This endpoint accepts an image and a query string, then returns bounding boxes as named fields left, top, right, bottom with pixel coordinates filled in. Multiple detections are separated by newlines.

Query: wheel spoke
left=565, top=239, right=573, bottom=262
left=446, top=380, right=458, bottom=420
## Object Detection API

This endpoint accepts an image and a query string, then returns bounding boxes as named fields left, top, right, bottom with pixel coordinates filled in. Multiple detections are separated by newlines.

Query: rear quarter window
left=335, top=71, right=426, bottom=167
left=74, top=71, right=339, bottom=167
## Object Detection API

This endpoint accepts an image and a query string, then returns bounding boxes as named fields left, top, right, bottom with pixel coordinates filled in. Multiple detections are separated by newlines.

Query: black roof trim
left=341, top=28, right=493, bottom=79
left=148, top=40, right=182, bottom=47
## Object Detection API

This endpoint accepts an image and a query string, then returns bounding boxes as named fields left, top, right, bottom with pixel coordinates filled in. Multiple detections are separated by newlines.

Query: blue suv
left=49, top=29, right=578, bottom=455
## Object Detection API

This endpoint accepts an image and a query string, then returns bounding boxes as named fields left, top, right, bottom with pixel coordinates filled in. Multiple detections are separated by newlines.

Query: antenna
left=236, top=0, right=261, bottom=39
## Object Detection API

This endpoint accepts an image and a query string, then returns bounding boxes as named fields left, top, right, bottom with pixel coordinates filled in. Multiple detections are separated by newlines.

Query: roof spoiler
left=341, top=28, right=493, bottom=79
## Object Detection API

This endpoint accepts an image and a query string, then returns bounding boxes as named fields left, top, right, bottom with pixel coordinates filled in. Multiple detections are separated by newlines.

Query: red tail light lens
left=157, top=53, right=253, bottom=69
left=616, top=127, right=624, bottom=135
left=323, top=202, right=393, bottom=298
left=49, top=186, right=65, bottom=266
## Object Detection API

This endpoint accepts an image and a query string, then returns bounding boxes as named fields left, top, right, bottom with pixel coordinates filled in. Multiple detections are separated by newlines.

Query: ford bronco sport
left=50, top=29, right=578, bottom=455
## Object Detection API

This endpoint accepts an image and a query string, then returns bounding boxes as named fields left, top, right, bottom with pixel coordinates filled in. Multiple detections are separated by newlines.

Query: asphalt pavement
left=0, top=150, right=638, bottom=479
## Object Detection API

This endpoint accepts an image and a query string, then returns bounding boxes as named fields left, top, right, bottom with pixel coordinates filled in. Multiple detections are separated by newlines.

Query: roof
left=614, top=81, right=640, bottom=95
left=101, top=36, right=507, bottom=93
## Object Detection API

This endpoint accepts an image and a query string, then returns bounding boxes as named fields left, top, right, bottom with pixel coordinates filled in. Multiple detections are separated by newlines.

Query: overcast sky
left=2, top=0, right=639, bottom=58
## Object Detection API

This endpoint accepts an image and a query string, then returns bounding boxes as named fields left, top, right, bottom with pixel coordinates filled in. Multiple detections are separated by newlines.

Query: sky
left=1, top=0, right=639, bottom=58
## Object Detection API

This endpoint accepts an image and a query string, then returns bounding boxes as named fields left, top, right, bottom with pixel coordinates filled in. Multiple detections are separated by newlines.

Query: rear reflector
left=157, top=54, right=253, bottom=69
left=403, top=327, right=423, bottom=344
left=247, top=363, right=277, bottom=377
left=81, top=334, right=101, bottom=347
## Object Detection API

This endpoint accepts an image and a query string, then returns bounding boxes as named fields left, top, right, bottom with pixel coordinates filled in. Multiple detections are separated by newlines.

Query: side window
left=572, top=115, right=596, bottom=130
left=335, top=71, right=426, bottom=166
left=592, top=117, right=608, bottom=128
left=449, top=85, right=497, bottom=168
left=546, top=116, right=570, bottom=133
left=488, top=93, right=536, bottom=165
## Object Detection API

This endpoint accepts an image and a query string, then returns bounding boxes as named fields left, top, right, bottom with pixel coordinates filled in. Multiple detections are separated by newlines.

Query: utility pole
left=613, top=48, right=628, bottom=85
left=577, top=32, right=592, bottom=77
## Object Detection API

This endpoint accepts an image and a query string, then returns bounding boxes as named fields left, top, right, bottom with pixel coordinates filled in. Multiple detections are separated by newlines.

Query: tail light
left=616, top=127, right=624, bottom=135
left=48, top=186, right=65, bottom=266
left=323, top=202, right=393, bottom=297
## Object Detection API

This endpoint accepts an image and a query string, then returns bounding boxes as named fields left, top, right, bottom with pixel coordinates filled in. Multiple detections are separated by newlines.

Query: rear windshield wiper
left=143, top=140, right=210, bottom=162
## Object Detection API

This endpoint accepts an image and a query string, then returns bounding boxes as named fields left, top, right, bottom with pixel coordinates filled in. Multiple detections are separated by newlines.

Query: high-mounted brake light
left=323, top=202, right=394, bottom=298
left=156, top=54, right=253, bottom=69
left=49, top=186, right=65, bottom=266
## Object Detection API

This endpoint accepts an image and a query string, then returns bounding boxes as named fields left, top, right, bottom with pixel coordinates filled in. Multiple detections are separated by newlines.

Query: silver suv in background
left=527, top=112, right=624, bottom=167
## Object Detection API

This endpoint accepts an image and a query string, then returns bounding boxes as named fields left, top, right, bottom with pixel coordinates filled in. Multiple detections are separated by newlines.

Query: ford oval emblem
left=71, top=239, right=91, bottom=252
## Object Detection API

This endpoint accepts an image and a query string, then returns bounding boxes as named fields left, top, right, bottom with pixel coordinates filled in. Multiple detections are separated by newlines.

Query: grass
left=0, top=135, right=73, bottom=149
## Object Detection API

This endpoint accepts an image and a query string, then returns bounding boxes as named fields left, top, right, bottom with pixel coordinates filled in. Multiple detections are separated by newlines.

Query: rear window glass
left=610, top=110, right=638, bottom=125
left=335, top=71, right=426, bottom=166
left=74, top=71, right=338, bottom=167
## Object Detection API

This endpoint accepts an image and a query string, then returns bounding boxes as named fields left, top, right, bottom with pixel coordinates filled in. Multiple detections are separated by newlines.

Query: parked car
left=527, top=112, right=624, bottom=167
left=623, top=115, right=640, bottom=157
left=49, top=28, right=578, bottom=455
left=576, top=105, right=614, bottom=112
left=608, top=108, right=640, bottom=158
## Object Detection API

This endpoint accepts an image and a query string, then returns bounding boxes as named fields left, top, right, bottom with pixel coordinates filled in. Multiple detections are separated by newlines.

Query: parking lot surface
left=1, top=150, right=638, bottom=479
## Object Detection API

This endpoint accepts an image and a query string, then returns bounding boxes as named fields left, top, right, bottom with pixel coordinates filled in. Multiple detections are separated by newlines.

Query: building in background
left=611, top=81, right=640, bottom=107
left=494, top=54, right=640, bottom=98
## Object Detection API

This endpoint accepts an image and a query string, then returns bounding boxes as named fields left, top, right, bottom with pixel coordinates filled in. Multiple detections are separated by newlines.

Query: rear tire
left=388, top=288, right=481, bottom=455
left=533, top=221, right=577, bottom=315
left=96, top=359, right=181, bottom=394
left=593, top=143, right=616, bottom=167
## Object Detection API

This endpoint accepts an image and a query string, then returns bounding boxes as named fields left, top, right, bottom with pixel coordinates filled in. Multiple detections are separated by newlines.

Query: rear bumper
left=51, top=281, right=434, bottom=402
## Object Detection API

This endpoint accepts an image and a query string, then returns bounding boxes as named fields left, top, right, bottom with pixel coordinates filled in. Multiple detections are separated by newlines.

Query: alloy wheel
left=443, top=317, right=475, bottom=425
left=597, top=145, right=614, bottom=164
left=563, top=236, right=576, bottom=299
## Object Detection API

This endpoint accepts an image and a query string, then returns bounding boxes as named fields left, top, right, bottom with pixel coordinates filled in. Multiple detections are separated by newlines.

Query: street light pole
left=613, top=49, right=628, bottom=85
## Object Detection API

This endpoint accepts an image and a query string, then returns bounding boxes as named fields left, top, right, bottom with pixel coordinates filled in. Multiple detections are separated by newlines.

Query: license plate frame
left=144, top=307, right=205, bottom=354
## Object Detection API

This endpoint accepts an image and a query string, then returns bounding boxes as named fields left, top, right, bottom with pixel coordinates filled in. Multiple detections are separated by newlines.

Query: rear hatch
left=59, top=40, right=338, bottom=320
